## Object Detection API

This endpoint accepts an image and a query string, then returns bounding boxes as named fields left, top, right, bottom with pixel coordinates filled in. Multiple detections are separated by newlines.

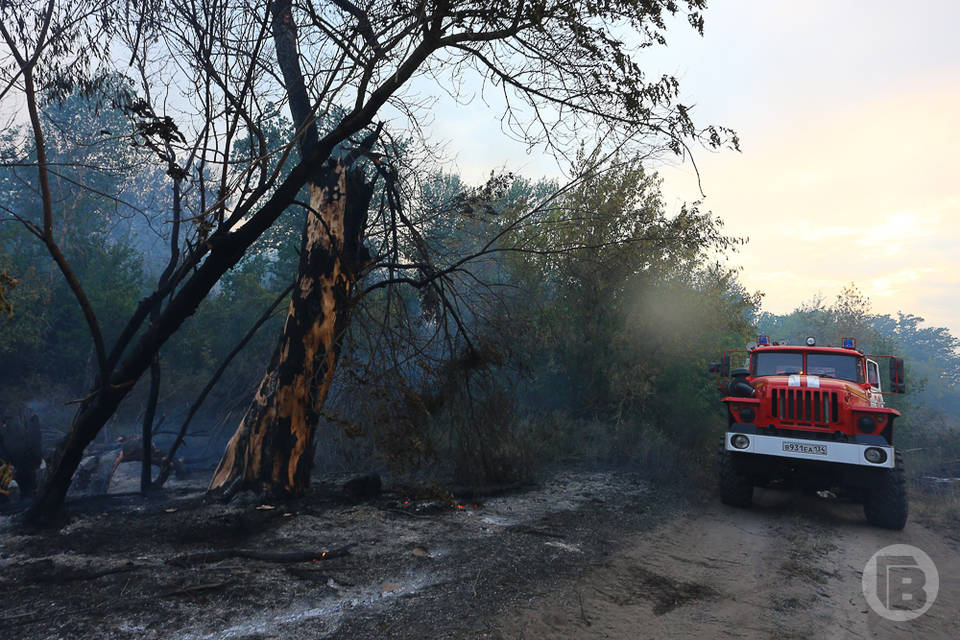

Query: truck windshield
left=753, top=352, right=803, bottom=376
left=807, top=353, right=862, bottom=382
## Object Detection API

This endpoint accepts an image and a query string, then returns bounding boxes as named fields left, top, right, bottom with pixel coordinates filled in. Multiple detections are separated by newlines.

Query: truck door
left=867, top=359, right=883, bottom=407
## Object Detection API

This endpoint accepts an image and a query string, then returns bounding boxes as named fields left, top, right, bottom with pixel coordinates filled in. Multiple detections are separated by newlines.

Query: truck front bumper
left=724, top=430, right=895, bottom=469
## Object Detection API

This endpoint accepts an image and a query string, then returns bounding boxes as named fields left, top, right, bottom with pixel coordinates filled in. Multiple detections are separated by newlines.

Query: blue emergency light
left=757, top=335, right=770, bottom=346
left=842, top=337, right=856, bottom=349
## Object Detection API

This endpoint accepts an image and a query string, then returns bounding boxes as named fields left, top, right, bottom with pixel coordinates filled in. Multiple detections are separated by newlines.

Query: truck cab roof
left=750, top=345, right=861, bottom=356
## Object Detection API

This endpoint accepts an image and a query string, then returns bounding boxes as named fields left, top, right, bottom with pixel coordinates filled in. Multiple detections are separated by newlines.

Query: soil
left=502, top=488, right=960, bottom=639
left=2, top=467, right=958, bottom=639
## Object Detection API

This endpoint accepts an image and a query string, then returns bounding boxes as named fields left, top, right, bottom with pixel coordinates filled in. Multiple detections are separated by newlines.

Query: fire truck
left=709, top=336, right=908, bottom=529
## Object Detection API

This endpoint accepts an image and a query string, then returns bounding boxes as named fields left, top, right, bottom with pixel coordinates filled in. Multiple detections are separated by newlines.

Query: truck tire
left=719, top=444, right=753, bottom=507
left=863, top=451, right=907, bottom=530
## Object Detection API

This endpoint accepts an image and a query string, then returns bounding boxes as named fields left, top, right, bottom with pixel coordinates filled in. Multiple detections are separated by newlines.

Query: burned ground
left=0, top=467, right=678, bottom=639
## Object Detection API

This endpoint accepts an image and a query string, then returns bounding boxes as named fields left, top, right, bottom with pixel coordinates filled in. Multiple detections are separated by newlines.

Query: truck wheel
left=719, top=445, right=753, bottom=507
left=863, top=451, right=908, bottom=530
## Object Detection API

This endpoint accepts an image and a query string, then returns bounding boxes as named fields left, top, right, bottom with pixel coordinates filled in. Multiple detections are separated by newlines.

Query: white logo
left=862, top=544, right=939, bottom=621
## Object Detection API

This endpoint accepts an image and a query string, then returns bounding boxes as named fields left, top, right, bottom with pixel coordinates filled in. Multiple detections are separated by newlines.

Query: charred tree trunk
left=208, top=159, right=372, bottom=497
left=208, top=0, right=375, bottom=498
left=140, top=349, right=159, bottom=492
left=0, top=414, right=42, bottom=499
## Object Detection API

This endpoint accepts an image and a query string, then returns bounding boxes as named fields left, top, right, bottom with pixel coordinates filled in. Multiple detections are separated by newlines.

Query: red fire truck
left=710, top=336, right=908, bottom=529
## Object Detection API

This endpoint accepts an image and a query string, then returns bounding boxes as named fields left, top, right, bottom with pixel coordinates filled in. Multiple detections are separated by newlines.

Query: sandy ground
left=501, top=488, right=960, bottom=639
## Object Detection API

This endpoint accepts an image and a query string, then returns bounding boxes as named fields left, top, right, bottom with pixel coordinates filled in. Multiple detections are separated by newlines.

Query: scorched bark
left=209, top=159, right=372, bottom=497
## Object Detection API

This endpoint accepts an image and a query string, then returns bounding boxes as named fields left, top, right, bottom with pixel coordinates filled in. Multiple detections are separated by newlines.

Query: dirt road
left=502, top=488, right=960, bottom=639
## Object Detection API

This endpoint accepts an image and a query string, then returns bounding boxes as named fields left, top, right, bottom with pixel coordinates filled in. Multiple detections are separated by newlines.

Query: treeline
left=0, top=93, right=757, bottom=487
left=4, top=93, right=956, bottom=492
left=0, top=1, right=756, bottom=520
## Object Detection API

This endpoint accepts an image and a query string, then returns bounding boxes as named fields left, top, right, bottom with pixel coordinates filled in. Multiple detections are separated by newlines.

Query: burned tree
left=1, top=0, right=735, bottom=523
left=208, top=0, right=381, bottom=496
left=209, top=156, right=377, bottom=496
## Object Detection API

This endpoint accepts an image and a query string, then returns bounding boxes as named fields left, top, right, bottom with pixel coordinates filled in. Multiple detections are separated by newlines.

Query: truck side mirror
left=889, top=357, right=906, bottom=393
left=720, top=354, right=731, bottom=378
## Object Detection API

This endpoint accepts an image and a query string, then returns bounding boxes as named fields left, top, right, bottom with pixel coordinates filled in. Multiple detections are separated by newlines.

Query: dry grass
left=909, top=484, right=960, bottom=534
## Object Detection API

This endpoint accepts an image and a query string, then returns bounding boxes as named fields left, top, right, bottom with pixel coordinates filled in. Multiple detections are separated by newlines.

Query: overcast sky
left=429, top=1, right=960, bottom=336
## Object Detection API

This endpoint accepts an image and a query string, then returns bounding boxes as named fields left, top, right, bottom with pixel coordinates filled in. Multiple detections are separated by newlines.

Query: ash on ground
left=0, top=466, right=678, bottom=639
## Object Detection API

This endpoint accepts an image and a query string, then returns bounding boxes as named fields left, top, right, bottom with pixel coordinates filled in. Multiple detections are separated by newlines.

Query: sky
left=428, top=1, right=960, bottom=336
left=2, top=2, right=955, bottom=335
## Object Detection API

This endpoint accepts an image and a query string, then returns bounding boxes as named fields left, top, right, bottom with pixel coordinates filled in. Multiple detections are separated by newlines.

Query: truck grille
left=771, top=389, right=839, bottom=424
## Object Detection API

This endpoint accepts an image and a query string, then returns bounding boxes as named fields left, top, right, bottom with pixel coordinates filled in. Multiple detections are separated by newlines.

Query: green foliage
left=360, top=157, right=760, bottom=487
left=508, top=155, right=757, bottom=449
left=757, top=284, right=879, bottom=349
left=0, top=89, right=148, bottom=388
left=0, top=228, right=145, bottom=386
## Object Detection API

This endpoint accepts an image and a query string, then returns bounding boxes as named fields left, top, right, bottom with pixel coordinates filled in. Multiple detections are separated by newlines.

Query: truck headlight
left=864, top=448, right=887, bottom=464
left=731, top=434, right=750, bottom=449
left=739, top=407, right=756, bottom=423
left=857, top=416, right=877, bottom=433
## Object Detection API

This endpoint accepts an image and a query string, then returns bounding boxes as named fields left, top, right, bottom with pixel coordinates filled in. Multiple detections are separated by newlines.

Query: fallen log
left=167, top=543, right=355, bottom=567
left=12, top=558, right=138, bottom=585
left=161, top=581, right=232, bottom=598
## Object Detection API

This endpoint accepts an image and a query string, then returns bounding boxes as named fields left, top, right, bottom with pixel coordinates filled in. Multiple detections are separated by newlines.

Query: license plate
left=782, top=441, right=828, bottom=456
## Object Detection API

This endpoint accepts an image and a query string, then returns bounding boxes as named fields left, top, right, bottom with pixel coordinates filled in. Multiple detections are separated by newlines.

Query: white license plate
left=782, top=441, right=828, bottom=456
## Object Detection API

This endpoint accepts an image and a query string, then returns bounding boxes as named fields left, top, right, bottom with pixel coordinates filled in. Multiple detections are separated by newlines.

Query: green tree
left=506, top=155, right=757, bottom=452
left=0, top=91, right=147, bottom=393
